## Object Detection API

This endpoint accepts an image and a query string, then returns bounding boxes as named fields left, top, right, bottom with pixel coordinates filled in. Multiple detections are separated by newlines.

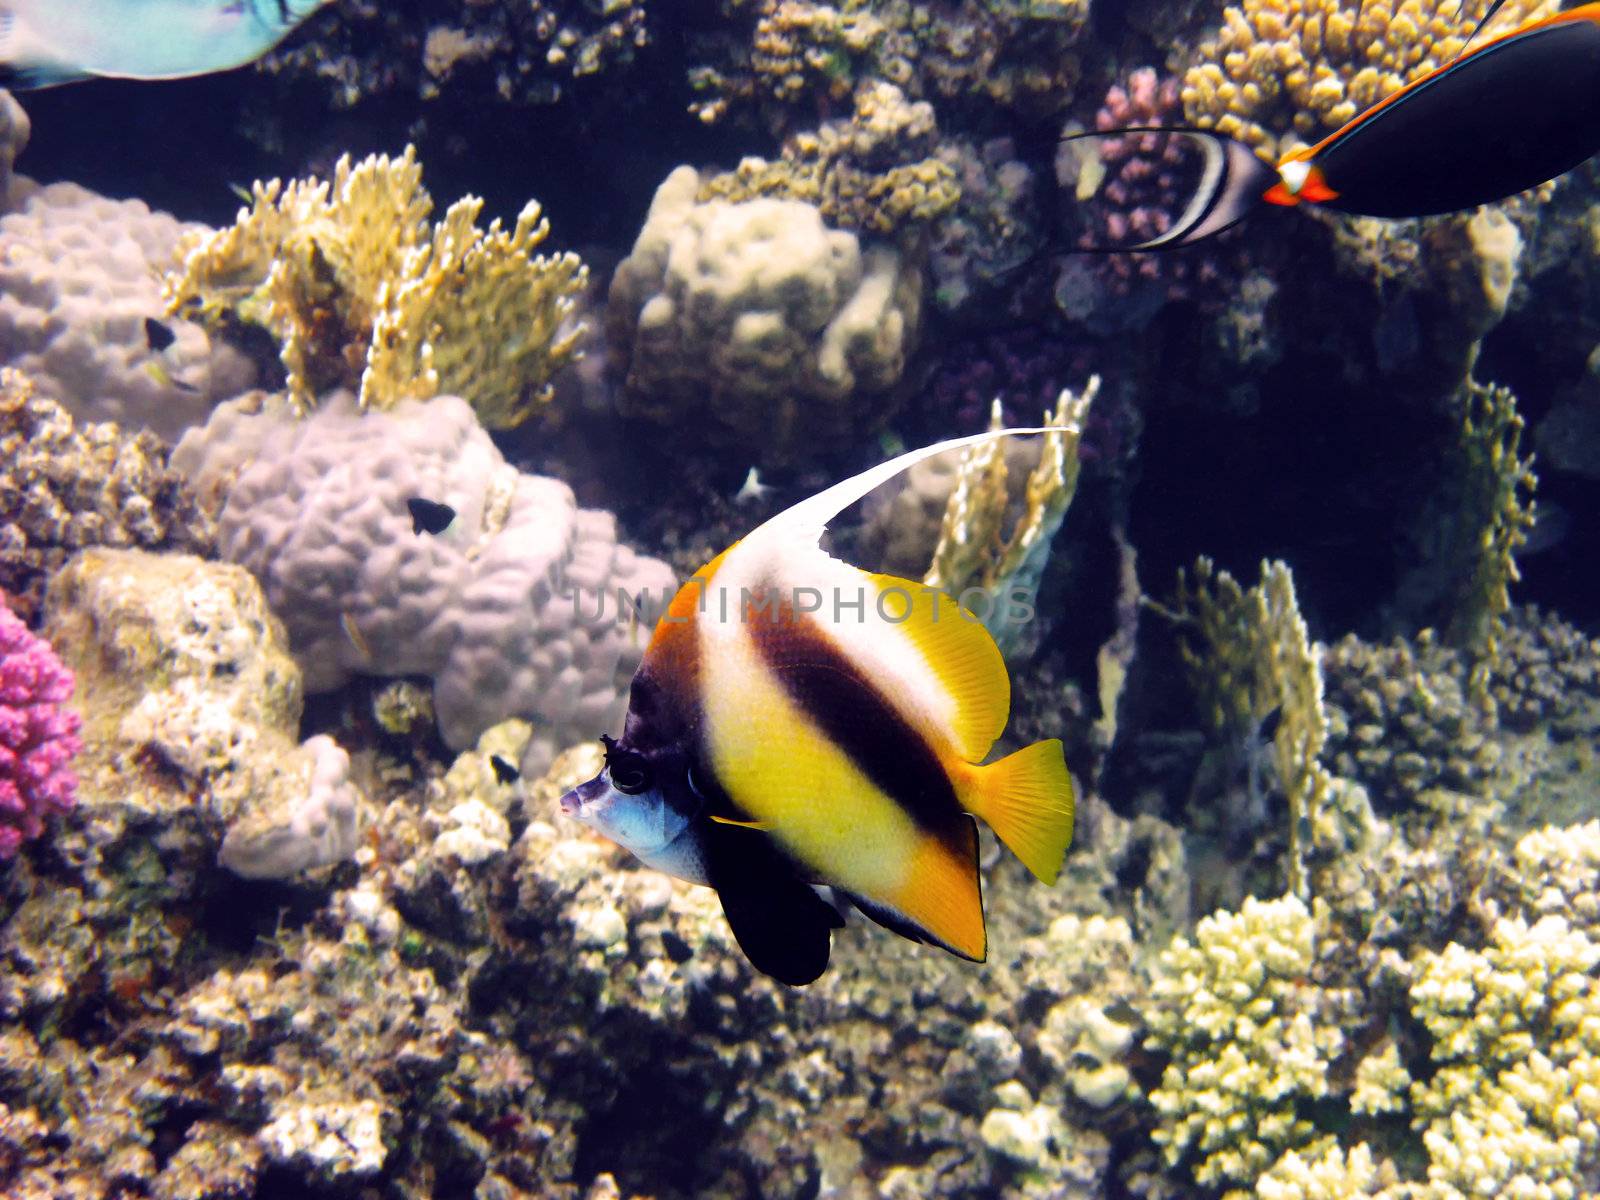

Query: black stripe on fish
left=745, top=587, right=965, bottom=846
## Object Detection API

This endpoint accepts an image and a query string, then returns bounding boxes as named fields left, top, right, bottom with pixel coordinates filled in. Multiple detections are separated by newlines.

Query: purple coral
left=0, top=599, right=81, bottom=859
left=1081, top=68, right=1224, bottom=300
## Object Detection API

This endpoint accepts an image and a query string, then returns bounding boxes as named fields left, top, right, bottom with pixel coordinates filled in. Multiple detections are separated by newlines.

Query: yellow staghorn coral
left=165, top=147, right=586, bottom=429
left=1181, top=0, right=1559, bottom=160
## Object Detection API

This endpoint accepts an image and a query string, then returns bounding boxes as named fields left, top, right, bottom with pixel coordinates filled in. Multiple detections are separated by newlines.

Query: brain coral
left=1182, top=0, right=1559, bottom=159
left=0, top=182, right=256, bottom=439
left=171, top=392, right=674, bottom=773
left=607, top=165, right=922, bottom=466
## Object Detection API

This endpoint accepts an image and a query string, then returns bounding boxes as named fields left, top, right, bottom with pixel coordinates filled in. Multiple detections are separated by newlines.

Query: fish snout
left=558, top=772, right=610, bottom=819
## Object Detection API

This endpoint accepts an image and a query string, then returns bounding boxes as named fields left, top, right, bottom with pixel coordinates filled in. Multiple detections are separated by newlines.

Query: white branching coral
left=1408, top=912, right=1600, bottom=1199
left=1146, top=895, right=1351, bottom=1196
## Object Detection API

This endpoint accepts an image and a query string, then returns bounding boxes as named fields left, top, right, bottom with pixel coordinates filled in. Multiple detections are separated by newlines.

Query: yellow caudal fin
left=962, top=740, right=1074, bottom=884
left=869, top=572, right=1010, bottom=761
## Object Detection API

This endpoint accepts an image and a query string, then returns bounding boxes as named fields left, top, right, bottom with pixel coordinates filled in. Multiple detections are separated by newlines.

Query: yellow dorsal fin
left=959, top=739, right=1074, bottom=884
left=868, top=572, right=1010, bottom=762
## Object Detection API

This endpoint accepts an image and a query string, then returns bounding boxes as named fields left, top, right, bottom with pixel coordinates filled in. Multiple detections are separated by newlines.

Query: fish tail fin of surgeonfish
left=0, top=6, right=87, bottom=88
left=959, top=739, right=1075, bottom=885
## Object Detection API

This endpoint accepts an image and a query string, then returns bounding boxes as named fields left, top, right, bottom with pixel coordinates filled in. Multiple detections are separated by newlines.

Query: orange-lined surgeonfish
left=559, top=432, right=1076, bottom=986
left=1081, top=2, right=1600, bottom=250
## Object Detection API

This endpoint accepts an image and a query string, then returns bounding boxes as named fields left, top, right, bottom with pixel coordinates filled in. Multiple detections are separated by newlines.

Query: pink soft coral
left=0, top=597, right=81, bottom=858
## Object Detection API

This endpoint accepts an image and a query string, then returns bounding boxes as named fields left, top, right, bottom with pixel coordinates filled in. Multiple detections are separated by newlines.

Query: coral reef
left=0, top=182, right=256, bottom=438
left=1181, top=0, right=1559, bottom=159
left=260, top=0, right=652, bottom=110
left=688, top=0, right=1094, bottom=128
left=170, top=391, right=674, bottom=773
left=0, top=370, right=213, bottom=623
left=606, top=165, right=923, bottom=466
left=1167, top=558, right=1339, bottom=899
left=923, top=379, right=1099, bottom=653
left=925, top=137, right=1044, bottom=323
left=0, top=597, right=79, bottom=859
left=164, top=146, right=586, bottom=430
left=698, top=80, right=959, bottom=236
left=44, top=548, right=368, bottom=881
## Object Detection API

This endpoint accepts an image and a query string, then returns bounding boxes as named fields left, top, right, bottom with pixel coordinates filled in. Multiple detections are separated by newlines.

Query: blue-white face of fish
left=559, top=740, right=709, bottom=884
left=0, top=0, right=336, bottom=88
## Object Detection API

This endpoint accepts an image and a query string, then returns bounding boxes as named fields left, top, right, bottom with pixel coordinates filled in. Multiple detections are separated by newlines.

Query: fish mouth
left=558, top=789, right=581, bottom=816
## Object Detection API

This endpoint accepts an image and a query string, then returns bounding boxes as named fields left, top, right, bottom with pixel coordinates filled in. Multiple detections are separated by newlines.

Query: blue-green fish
left=0, top=0, right=332, bottom=88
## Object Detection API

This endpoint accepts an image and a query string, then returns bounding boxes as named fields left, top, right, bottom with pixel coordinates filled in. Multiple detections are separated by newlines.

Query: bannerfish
left=405, top=497, right=456, bottom=537
left=1072, top=2, right=1600, bottom=250
left=0, top=0, right=334, bottom=89
left=560, top=431, right=1076, bottom=985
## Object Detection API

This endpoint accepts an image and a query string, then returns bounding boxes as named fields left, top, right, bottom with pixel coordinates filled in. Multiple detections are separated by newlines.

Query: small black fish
left=406, top=497, right=455, bottom=536
left=489, top=754, right=519, bottom=785
left=144, top=317, right=176, bottom=353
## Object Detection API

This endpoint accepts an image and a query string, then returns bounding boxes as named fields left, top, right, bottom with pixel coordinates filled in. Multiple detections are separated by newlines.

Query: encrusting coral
left=1181, top=0, right=1559, bottom=159
left=606, top=165, right=923, bottom=466
left=164, top=146, right=586, bottom=430
left=0, top=370, right=213, bottom=623
left=698, top=79, right=960, bottom=236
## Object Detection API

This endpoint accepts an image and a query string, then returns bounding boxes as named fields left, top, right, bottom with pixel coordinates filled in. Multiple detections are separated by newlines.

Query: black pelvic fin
left=705, top=823, right=843, bottom=986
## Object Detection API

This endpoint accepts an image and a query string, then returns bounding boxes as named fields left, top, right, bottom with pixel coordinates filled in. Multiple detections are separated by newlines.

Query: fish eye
left=608, top=753, right=653, bottom=795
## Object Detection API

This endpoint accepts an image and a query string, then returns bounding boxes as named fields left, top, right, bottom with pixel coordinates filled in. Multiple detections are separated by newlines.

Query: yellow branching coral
left=923, top=376, right=1098, bottom=654
left=165, top=146, right=586, bottom=429
left=1181, top=0, right=1558, bottom=159
left=1169, top=558, right=1335, bottom=899
left=362, top=196, right=585, bottom=429
left=1445, top=377, right=1537, bottom=667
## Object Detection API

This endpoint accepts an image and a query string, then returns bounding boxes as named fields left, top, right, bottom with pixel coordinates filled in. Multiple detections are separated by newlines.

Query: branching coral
left=1181, top=0, right=1559, bottom=159
left=1146, top=894, right=1353, bottom=1196
left=923, top=377, right=1098, bottom=653
left=1169, top=558, right=1336, bottom=898
left=1444, top=378, right=1538, bottom=664
left=164, top=146, right=586, bottom=430
left=0, top=596, right=80, bottom=858
left=698, top=80, right=959, bottom=236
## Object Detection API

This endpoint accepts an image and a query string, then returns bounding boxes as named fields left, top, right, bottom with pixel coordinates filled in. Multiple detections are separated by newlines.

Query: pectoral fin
left=704, top=821, right=843, bottom=986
